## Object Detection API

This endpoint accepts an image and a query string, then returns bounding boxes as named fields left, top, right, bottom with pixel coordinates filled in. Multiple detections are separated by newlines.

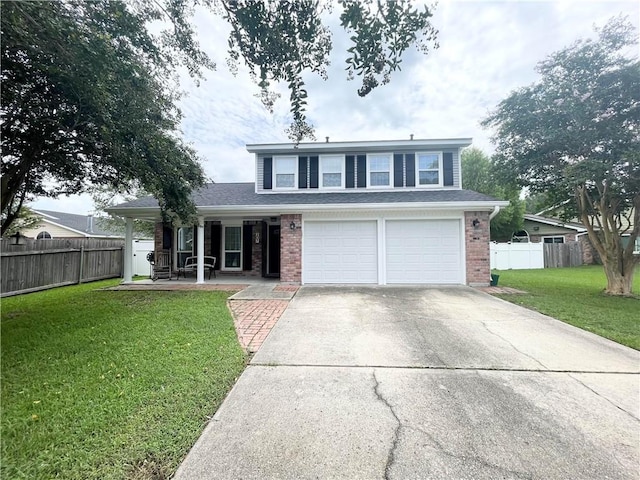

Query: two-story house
left=109, top=138, right=508, bottom=286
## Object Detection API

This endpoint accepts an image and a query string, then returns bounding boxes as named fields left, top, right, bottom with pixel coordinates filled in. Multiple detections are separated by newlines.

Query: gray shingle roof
left=114, top=183, right=502, bottom=209
left=34, top=210, right=122, bottom=237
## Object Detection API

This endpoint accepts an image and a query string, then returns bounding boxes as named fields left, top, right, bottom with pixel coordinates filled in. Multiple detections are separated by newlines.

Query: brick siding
left=465, top=211, right=491, bottom=286
left=280, top=214, right=302, bottom=283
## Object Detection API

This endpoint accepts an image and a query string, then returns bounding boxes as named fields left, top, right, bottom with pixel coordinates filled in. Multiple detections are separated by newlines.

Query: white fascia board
left=109, top=200, right=509, bottom=220
left=247, top=138, right=473, bottom=154
left=32, top=210, right=60, bottom=220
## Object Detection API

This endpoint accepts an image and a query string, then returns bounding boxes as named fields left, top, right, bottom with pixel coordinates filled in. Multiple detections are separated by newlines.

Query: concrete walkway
left=175, top=286, right=639, bottom=480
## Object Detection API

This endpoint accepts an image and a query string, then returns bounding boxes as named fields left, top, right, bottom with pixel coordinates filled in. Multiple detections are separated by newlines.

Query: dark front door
left=267, top=225, right=280, bottom=277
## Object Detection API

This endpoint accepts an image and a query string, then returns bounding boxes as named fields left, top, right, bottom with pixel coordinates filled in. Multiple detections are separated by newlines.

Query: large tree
left=482, top=17, right=639, bottom=296
left=461, top=147, right=524, bottom=241
left=1, top=0, right=438, bottom=234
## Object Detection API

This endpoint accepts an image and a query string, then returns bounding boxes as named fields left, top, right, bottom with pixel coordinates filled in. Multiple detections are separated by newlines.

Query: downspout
left=488, top=206, right=501, bottom=285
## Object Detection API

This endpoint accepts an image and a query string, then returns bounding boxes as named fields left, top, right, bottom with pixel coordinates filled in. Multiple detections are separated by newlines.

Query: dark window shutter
left=162, top=224, right=172, bottom=249
left=443, top=152, right=454, bottom=186
left=298, top=157, right=308, bottom=188
left=405, top=153, right=415, bottom=187
left=345, top=155, right=355, bottom=188
left=263, top=157, right=272, bottom=190
left=242, top=224, right=253, bottom=271
left=192, top=226, right=198, bottom=255
left=393, top=154, right=404, bottom=187
left=356, top=155, right=366, bottom=188
left=309, top=156, right=319, bottom=188
left=211, top=224, right=221, bottom=271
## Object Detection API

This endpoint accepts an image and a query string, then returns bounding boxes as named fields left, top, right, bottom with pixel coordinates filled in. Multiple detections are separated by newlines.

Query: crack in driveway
left=479, top=320, right=550, bottom=370
left=372, top=370, right=401, bottom=480
left=405, top=423, right=534, bottom=479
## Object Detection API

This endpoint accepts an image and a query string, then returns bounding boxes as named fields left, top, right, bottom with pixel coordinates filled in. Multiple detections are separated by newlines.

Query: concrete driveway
left=175, top=286, right=639, bottom=480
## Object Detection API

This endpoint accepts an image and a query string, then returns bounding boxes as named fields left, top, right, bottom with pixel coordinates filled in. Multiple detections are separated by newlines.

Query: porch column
left=123, top=217, right=133, bottom=283
left=196, top=216, right=205, bottom=284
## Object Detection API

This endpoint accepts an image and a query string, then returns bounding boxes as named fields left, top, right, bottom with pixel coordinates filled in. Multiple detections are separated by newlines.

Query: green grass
left=1, top=280, right=246, bottom=479
left=493, top=265, right=639, bottom=350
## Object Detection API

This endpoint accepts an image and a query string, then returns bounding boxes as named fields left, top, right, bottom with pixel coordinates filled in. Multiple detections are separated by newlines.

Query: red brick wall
left=154, top=222, right=164, bottom=257
left=465, top=211, right=491, bottom=286
left=280, top=214, right=302, bottom=283
left=250, top=225, right=262, bottom=276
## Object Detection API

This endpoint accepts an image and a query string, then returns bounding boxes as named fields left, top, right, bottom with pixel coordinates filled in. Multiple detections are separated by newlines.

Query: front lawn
left=1, top=280, right=246, bottom=479
left=493, top=266, right=639, bottom=350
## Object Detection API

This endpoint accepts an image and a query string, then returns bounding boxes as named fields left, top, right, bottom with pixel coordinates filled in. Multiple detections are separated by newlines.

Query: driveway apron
left=175, top=286, right=639, bottom=480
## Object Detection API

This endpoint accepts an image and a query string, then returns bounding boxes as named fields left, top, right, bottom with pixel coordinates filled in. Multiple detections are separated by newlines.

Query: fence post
left=78, top=246, right=84, bottom=284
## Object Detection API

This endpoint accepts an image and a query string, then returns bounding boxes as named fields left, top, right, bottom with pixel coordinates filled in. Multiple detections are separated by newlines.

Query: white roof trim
left=247, top=138, right=473, bottom=153
left=108, top=200, right=509, bottom=219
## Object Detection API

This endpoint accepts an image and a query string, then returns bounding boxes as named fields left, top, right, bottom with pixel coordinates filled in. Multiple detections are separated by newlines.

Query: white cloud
left=30, top=0, right=639, bottom=214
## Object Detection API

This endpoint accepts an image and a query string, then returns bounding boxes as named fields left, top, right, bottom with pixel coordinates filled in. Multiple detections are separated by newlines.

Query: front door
left=267, top=225, right=280, bottom=277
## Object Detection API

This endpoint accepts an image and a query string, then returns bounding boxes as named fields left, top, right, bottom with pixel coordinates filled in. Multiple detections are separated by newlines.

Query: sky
left=31, top=0, right=640, bottom=214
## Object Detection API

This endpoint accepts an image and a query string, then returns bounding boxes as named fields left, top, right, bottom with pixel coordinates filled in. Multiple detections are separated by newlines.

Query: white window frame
left=176, top=226, right=194, bottom=267
left=319, top=155, right=345, bottom=189
left=222, top=225, right=243, bottom=271
left=273, top=156, right=298, bottom=190
left=366, top=153, right=393, bottom=188
left=415, top=151, right=443, bottom=188
left=542, top=236, right=565, bottom=244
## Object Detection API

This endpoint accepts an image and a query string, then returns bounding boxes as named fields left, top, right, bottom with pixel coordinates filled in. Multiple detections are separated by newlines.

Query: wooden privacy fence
left=543, top=242, right=584, bottom=268
left=1, top=238, right=124, bottom=297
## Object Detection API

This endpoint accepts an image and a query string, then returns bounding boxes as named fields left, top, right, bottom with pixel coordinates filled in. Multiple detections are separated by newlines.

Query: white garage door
left=303, top=221, right=378, bottom=284
left=386, top=220, right=462, bottom=284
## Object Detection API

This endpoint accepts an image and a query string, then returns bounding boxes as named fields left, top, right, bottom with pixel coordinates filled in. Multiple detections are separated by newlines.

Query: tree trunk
left=601, top=256, right=636, bottom=296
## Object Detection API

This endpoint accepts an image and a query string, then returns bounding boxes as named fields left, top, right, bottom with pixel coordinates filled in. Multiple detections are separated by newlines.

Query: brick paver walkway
left=228, top=299, right=291, bottom=353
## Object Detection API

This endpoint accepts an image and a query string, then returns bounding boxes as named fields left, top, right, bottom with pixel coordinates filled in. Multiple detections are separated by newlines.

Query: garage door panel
left=303, top=221, right=378, bottom=284
left=386, top=220, right=462, bottom=284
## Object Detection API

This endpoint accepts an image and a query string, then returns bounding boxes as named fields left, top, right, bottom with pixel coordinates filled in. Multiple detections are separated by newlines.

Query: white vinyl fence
left=490, top=242, right=544, bottom=270
left=132, top=240, right=154, bottom=276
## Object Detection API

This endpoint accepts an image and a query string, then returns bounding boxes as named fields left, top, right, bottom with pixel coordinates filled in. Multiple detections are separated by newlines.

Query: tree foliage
left=1, top=0, right=438, bottom=234
left=461, top=147, right=524, bottom=242
left=482, top=17, right=640, bottom=295
left=220, top=0, right=438, bottom=140
left=1, top=0, right=207, bottom=234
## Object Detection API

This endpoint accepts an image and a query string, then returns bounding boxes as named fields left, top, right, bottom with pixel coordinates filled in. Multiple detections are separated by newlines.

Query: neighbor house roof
left=109, top=182, right=507, bottom=219
left=33, top=210, right=123, bottom=237
left=524, top=213, right=588, bottom=232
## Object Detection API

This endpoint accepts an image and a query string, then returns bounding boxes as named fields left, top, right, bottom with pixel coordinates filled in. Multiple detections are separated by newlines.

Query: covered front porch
left=121, top=213, right=301, bottom=285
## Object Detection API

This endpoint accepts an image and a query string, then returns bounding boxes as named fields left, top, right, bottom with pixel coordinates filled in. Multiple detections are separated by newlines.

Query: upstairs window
left=320, top=155, right=344, bottom=188
left=368, top=154, right=392, bottom=187
left=36, top=231, right=52, bottom=239
left=417, top=152, right=442, bottom=186
left=274, top=156, right=297, bottom=189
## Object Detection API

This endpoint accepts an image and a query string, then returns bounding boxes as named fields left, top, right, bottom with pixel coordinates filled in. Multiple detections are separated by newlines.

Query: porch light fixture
left=472, top=218, right=480, bottom=228
left=290, top=221, right=296, bottom=231
left=10, top=231, right=27, bottom=245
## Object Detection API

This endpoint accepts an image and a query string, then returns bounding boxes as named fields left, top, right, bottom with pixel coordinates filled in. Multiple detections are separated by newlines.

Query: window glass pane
left=371, top=172, right=390, bottom=186
left=225, top=226, right=241, bottom=250
left=322, top=156, right=342, bottom=173
left=275, top=157, right=296, bottom=174
left=369, top=156, right=390, bottom=171
left=419, top=171, right=439, bottom=185
left=323, top=173, right=341, bottom=187
left=225, top=252, right=241, bottom=268
left=178, top=227, right=193, bottom=251
left=276, top=174, right=295, bottom=188
left=419, top=154, right=439, bottom=170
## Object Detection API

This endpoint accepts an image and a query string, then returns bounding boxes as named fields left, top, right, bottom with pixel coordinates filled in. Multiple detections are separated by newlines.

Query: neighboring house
left=22, top=210, right=124, bottom=239
left=109, top=138, right=508, bottom=286
left=518, top=214, right=588, bottom=244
